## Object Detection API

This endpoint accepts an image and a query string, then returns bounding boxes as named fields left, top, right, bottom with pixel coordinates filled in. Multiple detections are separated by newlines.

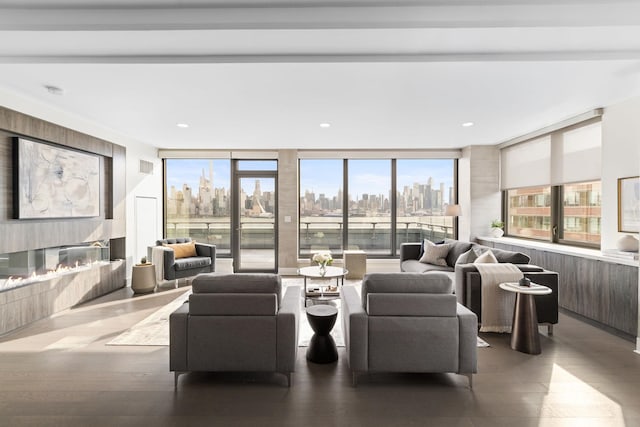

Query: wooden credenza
left=477, top=237, right=639, bottom=339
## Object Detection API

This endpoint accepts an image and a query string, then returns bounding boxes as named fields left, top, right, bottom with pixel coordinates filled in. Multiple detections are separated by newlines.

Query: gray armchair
left=148, top=237, right=215, bottom=282
left=170, top=273, right=300, bottom=389
left=341, top=273, right=477, bottom=387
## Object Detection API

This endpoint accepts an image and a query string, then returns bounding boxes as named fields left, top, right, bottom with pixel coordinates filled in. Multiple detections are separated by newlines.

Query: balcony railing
left=166, top=217, right=453, bottom=257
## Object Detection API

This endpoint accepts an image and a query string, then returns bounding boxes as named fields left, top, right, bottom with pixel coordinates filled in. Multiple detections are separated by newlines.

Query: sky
left=166, top=158, right=454, bottom=200
left=300, top=159, right=454, bottom=198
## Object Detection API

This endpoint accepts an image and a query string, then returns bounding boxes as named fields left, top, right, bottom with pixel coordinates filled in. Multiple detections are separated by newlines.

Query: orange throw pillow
left=164, top=242, right=197, bottom=259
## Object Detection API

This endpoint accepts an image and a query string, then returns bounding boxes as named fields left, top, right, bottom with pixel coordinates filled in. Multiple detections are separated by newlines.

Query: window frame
left=298, top=158, right=458, bottom=259
left=503, top=180, right=602, bottom=249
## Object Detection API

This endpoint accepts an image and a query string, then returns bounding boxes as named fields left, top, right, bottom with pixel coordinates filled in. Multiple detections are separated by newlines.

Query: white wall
left=601, top=96, right=640, bottom=249
left=458, top=145, right=501, bottom=242
left=599, top=96, right=640, bottom=353
left=124, top=140, right=163, bottom=280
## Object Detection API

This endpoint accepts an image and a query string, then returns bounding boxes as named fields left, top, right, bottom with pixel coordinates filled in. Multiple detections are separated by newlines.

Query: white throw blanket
left=475, top=263, right=523, bottom=333
left=151, top=246, right=170, bottom=286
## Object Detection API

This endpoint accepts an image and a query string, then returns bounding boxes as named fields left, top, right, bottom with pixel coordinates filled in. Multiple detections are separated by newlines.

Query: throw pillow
left=474, top=249, right=498, bottom=264
left=164, top=242, right=197, bottom=259
left=418, top=238, right=445, bottom=260
left=419, top=241, right=451, bottom=266
left=455, top=248, right=478, bottom=265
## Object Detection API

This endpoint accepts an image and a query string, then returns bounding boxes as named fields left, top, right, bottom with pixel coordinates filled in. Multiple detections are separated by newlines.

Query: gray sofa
left=400, top=239, right=559, bottom=332
left=149, top=237, right=216, bottom=281
left=169, top=273, right=300, bottom=388
left=341, top=272, right=477, bottom=387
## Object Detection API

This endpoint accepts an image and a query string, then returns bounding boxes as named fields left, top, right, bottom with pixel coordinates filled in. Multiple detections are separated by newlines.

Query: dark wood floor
left=1, top=283, right=639, bottom=427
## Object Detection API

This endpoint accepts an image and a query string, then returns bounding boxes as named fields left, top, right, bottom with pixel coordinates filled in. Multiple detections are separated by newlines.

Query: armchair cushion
left=367, top=293, right=457, bottom=317
left=174, top=257, right=211, bottom=270
left=361, top=272, right=452, bottom=308
left=192, top=273, right=282, bottom=304
left=189, top=293, right=278, bottom=316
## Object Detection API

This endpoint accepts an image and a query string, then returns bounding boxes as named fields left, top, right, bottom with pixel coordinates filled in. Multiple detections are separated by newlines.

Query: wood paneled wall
left=0, top=106, right=127, bottom=334
left=0, top=106, right=126, bottom=254
left=478, top=238, right=639, bottom=338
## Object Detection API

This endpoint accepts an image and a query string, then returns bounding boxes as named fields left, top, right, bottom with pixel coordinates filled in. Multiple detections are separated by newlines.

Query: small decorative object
left=519, top=277, right=531, bottom=287
left=312, top=251, right=333, bottom=275
left=490, top=219, right=505, bottom=238
left=616, top=234, right=639, bottom=252
left=140, top=256, right=147, bottom=264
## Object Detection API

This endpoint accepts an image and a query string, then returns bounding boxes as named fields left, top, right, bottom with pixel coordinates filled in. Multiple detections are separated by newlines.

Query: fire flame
left=3, top=260, right=107, bottom=291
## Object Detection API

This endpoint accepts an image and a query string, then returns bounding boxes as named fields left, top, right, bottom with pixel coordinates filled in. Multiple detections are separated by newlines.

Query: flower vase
left=318, top=263, right=327, bottom=276
left=491, top=227, right=504, bottom=238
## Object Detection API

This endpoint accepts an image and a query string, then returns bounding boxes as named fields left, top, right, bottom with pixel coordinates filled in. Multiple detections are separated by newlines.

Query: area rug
left=106, top=290, right=191, bottom=346
left=107, top=279, right=488, bottom=348
left=106, top=287, right=343, bottom=347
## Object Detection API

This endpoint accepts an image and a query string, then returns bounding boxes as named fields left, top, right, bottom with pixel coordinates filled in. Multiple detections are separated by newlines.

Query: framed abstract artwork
left=13, top=137, right=100, bottom=219
left=618, top=176, right=640, bottom=233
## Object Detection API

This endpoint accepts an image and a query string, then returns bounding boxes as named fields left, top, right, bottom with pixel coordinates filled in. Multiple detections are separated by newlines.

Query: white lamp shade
left=445, top=204, right=461, bottom=216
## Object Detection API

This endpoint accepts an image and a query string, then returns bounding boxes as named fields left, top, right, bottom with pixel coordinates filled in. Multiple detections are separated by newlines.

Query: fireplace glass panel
left=0, top=241, right=110, bottom=291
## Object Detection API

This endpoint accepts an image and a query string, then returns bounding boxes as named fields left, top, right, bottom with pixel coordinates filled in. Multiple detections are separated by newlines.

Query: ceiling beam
left=1, top=3, right=640, bottom=31
left=2, top=50, right=640, bottom=64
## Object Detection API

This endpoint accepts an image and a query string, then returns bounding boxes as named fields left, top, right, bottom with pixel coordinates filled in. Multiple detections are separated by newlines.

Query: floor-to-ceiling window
left=396, top=159, right=455, bottom=250
left=164, top=158, right=231, bottom=255
left=299, top=159, right=344, bottom=256
left=299, top=157, right=456, bottom=258
left=348, top=160, right=391, bottom=255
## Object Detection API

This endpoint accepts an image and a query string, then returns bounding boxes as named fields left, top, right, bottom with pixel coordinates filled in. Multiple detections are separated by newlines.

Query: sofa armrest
left=341, top=286, right=368, bottom=373
left=195, top=243, right=216, bottom=272
left=276, top=286, right=300, bottom=373
left=463, top=269, right=559, bottom=325
left=169, top=302, right=189, bottom=372
left=454, top=263, right=544, bottom=306
left=456, top=304, right=478, bottom=374
left=400, top=243, right=421, bottom=263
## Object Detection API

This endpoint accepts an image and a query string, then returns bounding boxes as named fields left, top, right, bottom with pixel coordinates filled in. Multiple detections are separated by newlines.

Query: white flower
left=312, top=251, right=333, bottom=265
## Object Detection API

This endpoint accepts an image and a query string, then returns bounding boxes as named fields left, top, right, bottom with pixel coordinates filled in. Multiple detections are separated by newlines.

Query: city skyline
left=166, top=158, right=454, bottom=217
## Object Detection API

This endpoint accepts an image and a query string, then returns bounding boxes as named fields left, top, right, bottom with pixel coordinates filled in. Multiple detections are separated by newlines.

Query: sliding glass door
left=233, top=162, right=278, bottom=272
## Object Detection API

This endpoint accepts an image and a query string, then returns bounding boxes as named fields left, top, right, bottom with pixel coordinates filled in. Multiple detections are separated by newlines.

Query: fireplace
left=0, top=240, right=125, bottom=335
left=0, top=241, right=112, bottom=292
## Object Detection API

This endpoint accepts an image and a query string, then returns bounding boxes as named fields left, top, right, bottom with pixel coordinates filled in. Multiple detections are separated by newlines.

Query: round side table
left=131, top=263, right=157, bottom=294
left=499, top=282, right=552, bottom=355
left=306, top=305, right=339, bottom=363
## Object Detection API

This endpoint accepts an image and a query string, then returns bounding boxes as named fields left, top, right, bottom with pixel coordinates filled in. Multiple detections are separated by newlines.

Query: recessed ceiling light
left=44, top=85, right=64, bottom=95
left=319, top=123, right=331, bottom=128
left=176, top=123, right=189, bottom=128
left=462, top=122, right=474, bottom=127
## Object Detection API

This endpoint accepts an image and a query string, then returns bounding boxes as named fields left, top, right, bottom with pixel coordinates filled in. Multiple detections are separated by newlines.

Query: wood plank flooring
left=1, top=282, right=639, bottom=427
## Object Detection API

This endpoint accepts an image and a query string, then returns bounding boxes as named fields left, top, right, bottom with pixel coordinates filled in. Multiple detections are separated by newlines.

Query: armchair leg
left=547, top=324, right=554, bottom=336
left=465, top=373, right=473, bottom=389
left=352, top=372, right=358, bottom=387
left=174, top=371, right=185, bottom=391
left=285, top=372, right=291, bottom=387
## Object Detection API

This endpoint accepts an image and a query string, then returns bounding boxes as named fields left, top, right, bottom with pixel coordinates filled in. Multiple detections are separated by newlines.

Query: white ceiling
left=1, top=0, right=640, bottom=150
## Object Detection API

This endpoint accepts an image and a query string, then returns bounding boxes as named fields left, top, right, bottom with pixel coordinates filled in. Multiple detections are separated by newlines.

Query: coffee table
left=499, top=282, right=552, bottom=355
left=298, top=265, right=348, bottom=307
